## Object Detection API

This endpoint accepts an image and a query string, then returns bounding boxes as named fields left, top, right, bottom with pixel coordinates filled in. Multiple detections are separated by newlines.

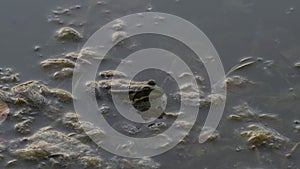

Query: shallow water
left=1, top=0, right=300, bottom=168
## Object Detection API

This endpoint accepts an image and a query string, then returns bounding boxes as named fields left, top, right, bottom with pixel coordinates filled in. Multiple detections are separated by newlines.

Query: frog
left=97, top=79, right=166, bottom=120
left=128, top=80, right=159, bottom=112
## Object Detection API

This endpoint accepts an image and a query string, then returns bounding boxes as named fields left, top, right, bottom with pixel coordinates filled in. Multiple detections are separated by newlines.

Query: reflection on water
left=0, top=0, right=300, bottom=168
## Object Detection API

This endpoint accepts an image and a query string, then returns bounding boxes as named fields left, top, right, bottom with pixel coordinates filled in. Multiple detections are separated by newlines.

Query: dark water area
left=0, top=0, right=300, bottom=169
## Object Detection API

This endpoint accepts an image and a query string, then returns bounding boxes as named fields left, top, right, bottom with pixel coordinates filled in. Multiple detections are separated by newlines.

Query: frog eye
left=147, top=80, right=156, bottom=86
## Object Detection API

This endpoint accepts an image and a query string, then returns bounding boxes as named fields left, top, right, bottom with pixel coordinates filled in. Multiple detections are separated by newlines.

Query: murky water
left=1, top=0, right=300, bottom=168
